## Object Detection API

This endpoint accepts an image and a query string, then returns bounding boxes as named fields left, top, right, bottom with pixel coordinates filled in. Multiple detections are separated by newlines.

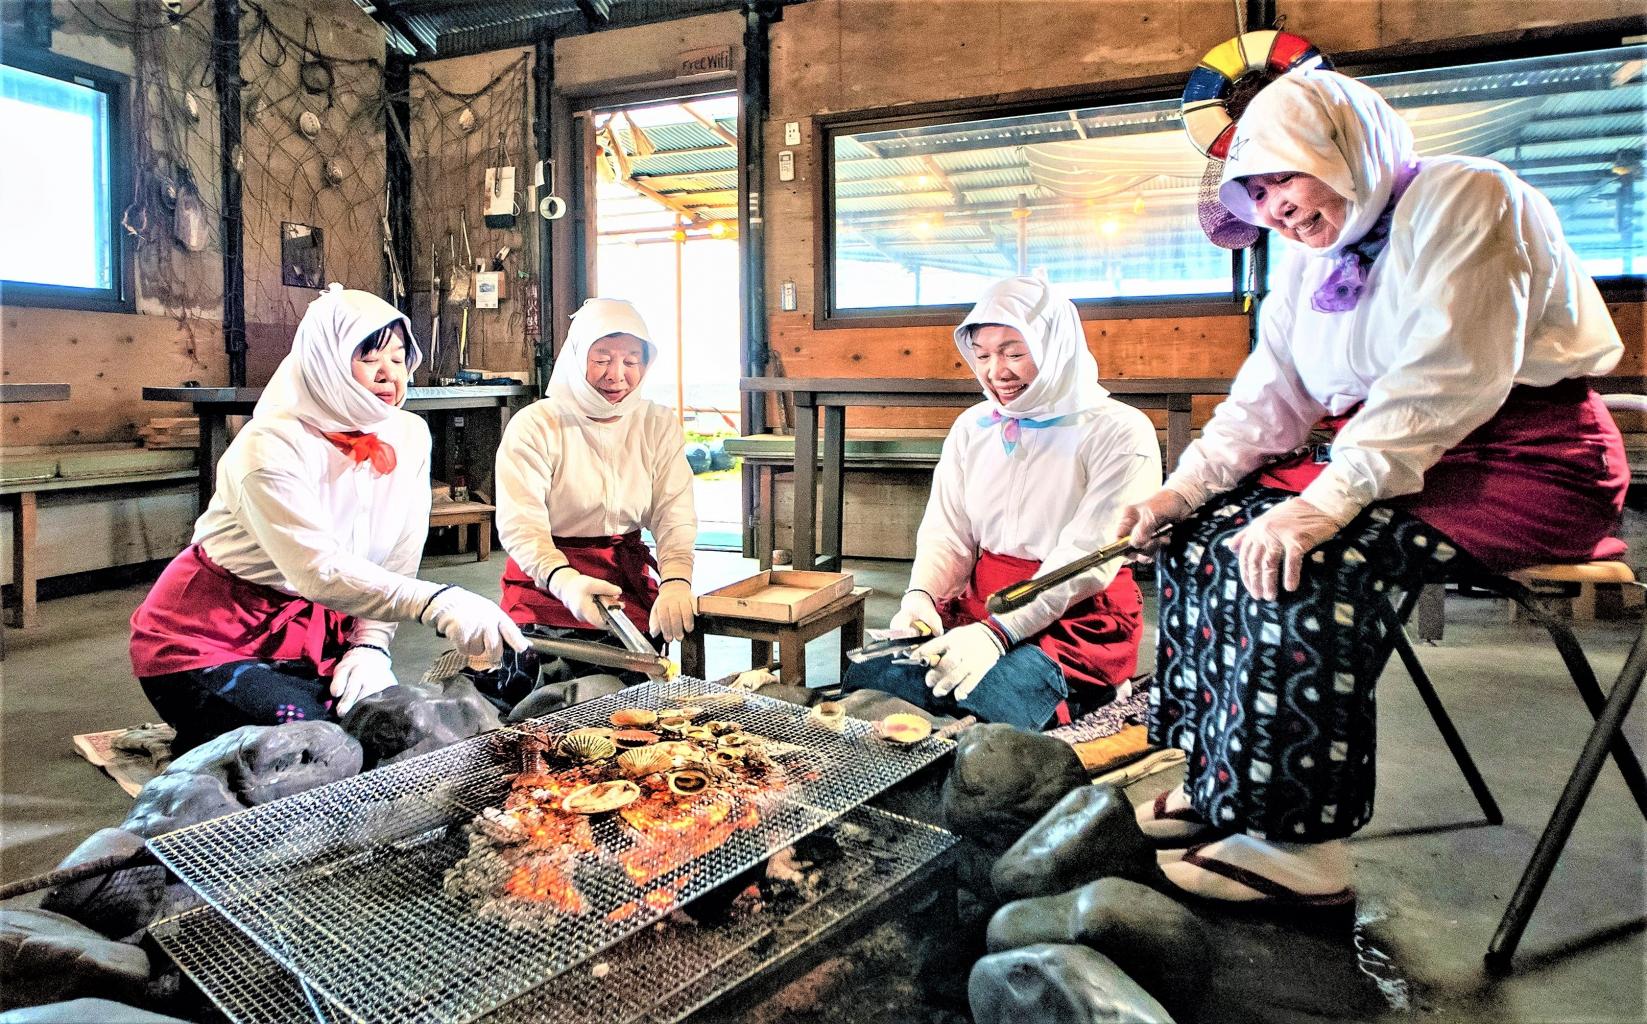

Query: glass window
left=0, top=52, right=129, bottom=310
left=829, top=97, right=1228, bottom=316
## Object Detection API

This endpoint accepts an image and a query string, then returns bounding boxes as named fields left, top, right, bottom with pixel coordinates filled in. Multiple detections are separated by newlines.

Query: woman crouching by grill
left=476, top=298, right=698, bottom=709
left=131, top=285, right=529, bottom=753
left=1118, top=68, right=1627, bottom=909
left=842, top=275, right=1162, bottom=730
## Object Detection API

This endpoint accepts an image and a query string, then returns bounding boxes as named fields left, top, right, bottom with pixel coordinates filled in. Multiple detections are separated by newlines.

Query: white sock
left=1159, top=834, right=1352, bottom=904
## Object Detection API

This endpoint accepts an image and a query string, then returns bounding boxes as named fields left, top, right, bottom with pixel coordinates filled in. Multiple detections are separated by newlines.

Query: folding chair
left=1374, top=560, right=1647, bottom=973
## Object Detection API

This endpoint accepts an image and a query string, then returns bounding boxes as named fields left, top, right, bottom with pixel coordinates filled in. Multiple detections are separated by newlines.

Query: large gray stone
left=987, top=878, right=1391, bottom=1024
left=39, top=829, right=183, bottom=944
left=0, top=909, right=150, bottom=1011
left=344, top=677, right=501, bottom=766
left=506, top=674, right=627, bottom=723
left=969, top=943, right=1174, bottom=1024
left=991, top=785, right=1155, bottom=902
left=123, top=722, right=362, bottom=837
left=941, top=724, right=1087, bottom=852
left=0, top=998, right=189, bottom=1023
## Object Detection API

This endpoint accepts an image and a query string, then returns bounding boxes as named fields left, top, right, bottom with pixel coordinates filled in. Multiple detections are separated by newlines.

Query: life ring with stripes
left=1181, top=30, right=1331, bottom=158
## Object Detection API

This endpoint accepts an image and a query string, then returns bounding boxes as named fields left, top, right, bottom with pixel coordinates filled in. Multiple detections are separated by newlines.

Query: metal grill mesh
left=147, top=679, right=953, bottom=1024
left=153, top=806, right=957, bottom=1024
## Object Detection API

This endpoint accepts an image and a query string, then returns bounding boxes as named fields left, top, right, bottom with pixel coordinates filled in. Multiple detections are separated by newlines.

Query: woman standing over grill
left=482, top=298, right=697, bottom=707
left=843, top=275, right=1161, bottom=730
left=131, top=285, right=529, bottom=753
left=1119, top=69, right=1627, bottom=907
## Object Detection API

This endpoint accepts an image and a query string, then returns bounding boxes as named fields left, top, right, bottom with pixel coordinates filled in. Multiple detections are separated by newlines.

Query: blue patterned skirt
left=1148, top=482, right=1459, bottom=841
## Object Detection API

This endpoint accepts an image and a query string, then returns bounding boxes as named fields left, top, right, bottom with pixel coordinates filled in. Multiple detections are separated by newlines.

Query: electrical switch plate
left=778, top=150, right=795, bottom=182
left=784, top=121, right=801, bottom=146
left=780, top=280, right=797, bottom=311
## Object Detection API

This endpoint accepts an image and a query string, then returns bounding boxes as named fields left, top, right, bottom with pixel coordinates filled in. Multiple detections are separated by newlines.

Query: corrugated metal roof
left=372, top=0, right=775, bottom=58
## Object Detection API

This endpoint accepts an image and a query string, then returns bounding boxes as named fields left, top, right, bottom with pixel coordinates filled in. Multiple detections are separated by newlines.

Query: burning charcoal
left=342, top=678, right=501, bottom=768
left=969, top=943, right=1174, bottom=1024
left=0, top=998, right=189, bottom=1023
left=940, top=724, right=1087, bottom=854
left=39, top=829, right=184, bottom=944
left=0, top=909, right=151, bottom=1011
left=990, top=785, right=1154, bottom=902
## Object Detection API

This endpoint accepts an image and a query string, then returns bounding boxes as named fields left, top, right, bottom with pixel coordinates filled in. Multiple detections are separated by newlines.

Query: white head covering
left=1217, top=68, right=1417, bottom=255
left=254, top=284, right=420, bottom=433
left=953, top=276, right=1107, bottom=420
left=548, top=298, right=659, bottom=421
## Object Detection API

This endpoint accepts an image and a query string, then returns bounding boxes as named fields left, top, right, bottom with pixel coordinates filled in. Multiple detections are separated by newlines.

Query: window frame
left=814, top=73, right=1249, bottom=329
left=0, top=46, right=135, bottom=314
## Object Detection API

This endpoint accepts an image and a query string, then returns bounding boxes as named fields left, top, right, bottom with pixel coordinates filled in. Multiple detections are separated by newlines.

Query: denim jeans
left=842, top=643, right=1067, bottom=730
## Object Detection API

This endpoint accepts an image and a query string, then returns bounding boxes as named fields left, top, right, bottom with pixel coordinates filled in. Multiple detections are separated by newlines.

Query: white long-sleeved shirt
left=495, top=397, right=697, bottom=588
left=1169, top=158, right=1623, bottom=523
left=908, top=399, right=1162, bottom=640
left=193, top=409, right=438, bottom=651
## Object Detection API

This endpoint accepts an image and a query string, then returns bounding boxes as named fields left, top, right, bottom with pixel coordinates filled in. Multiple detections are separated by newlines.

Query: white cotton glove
left=422, top=587, right=530, bottom=662
left=918, top=622, right=1005, bottom=702
left=649, top=580, right=697, bottom=642
left=890, top=590, right=945, bottom=637
left=547, top=570, right=624, bottom=628
left=1227, top=497, right=1346, bottom=602
left=330, top=647, right=398, bottom=716
left=1115, top=487, right=1195, bottom=561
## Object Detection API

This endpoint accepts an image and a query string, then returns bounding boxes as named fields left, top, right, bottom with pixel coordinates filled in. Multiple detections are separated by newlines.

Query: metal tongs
left=985, top=523, right=1174, bottom=615
left=846, top=621, right=935, bottom=667
left=600, top=596, right=658, bottom=655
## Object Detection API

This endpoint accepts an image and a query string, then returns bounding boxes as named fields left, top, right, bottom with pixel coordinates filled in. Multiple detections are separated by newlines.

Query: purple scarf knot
left=1312, top=161, right=1421, bottom=314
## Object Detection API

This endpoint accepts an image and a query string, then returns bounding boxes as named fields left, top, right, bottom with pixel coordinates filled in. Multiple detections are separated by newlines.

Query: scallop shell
left=711, top=748, right=743, bottom=766
left=808, top=701, right=846, bottom=732
left=610, top=708, right=658, bottom=728
left=716, top=733, right=751, bottom=750
left=666, top=768, right=712, bottom=796
left=616, top=746, right=670, bottom=778
left=612, top=729, right=659, bottom=748
left=658, top=706, right=703, bottom=721
left=559, top=732, right=617, bottom=762
left=704, top=720, right=741, bottom=736
left=878, top=713, right=933, bottom=745
left=561, top=780, right=641, bottom=814
left=656, top=716, right=691, bottom=736
left=683, top=726, right=717, bottom=744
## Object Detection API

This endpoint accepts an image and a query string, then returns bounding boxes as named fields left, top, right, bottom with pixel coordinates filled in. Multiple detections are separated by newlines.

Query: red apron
left=940, top=549, right=1144, bottom=702
left=1259, top=379, right=1627, bottom=570
left=499, top=531, right=660, bottom=635
left=130, top=545, right=353, bottom=678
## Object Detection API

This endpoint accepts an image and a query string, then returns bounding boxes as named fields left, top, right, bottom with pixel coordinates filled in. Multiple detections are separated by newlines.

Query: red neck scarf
left=322, top=431, right=397, bottom=475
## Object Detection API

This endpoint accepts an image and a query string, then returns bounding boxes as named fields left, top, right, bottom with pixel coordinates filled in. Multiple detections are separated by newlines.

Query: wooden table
left=0, top=384, right=69, bottom=642
left=141, top=385, right=535, bottom=509
left=680, top=587, right=868, bottom=688
left=740, top=377, right=1230, bottom=572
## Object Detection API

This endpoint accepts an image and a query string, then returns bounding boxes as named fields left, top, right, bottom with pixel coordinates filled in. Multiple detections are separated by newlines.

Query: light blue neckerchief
left=980, top=409, right=1077, bottom=454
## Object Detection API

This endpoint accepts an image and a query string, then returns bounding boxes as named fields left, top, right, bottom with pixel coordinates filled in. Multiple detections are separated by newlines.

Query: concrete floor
left=2, top=546, right=1644, bottom=1022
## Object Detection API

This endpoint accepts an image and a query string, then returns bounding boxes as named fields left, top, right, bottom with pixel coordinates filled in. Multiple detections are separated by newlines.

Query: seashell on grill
left=561, top=780, right=641, bottom=814
left=612, top=729, right=659, bottom=748
left=657, top=715, right=691, bottom=736
left=610, top=708, right=658, bottom=728
left=666, top=768, right=712, bottom=795
left=704, top=720, right=741, bottom=736
left=658, top=706, right=704, bottom=721
left=616, top=746, right=670, bottom=778
left=559, top=732, right=617, bottom=762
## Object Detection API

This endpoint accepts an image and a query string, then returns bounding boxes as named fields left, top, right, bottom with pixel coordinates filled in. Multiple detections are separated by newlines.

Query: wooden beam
left=682, top=102, right=738, bottom=148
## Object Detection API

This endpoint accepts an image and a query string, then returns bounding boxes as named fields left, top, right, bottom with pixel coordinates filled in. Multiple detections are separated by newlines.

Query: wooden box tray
left=697, top=570, right=855, bottom=623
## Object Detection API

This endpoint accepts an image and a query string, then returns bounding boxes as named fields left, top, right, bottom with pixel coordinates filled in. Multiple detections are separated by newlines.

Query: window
left=827, top=95, right=1232, bottom=319
left=0, top=48, right=131, bottom=311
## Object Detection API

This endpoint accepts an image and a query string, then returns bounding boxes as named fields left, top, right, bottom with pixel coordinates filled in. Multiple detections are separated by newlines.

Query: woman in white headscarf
left=1117, top=69, right=1627, bottom=907
left=843, top=276, right=1161, bottom=730
left=485, top=298, right=696, bottom=706
left=131, top=285, right=528, bottom=753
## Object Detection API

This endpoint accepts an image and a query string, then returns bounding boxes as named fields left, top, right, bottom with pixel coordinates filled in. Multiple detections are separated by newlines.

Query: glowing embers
left=443, top=720, right=789, bottom=922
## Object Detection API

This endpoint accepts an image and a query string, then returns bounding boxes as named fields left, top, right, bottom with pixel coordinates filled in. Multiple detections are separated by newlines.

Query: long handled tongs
left=525, top=634, right=672, bottom=678
left=984, top=525, right=1172, bottom=614
left=845, top=621, right=934, bottom=666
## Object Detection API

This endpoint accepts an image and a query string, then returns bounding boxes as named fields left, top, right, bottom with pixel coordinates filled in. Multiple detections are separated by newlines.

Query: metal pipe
left=214, top=0, right=246, bottom=387
left=533, top=32, right=556, bottom=393
left=385, top=54, right=414, bottom=316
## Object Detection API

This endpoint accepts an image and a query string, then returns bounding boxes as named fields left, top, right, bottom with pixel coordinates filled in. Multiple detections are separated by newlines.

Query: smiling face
left=1241, top=172, right=1349, bottom=249
left=970, top=324, right=1038, bottom=406
left=350, top=323, right=409, bottom=406
left=585, top=333, right=649, bottom=405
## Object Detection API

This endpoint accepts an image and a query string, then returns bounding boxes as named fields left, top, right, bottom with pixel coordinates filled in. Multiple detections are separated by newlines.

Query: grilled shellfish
left=612, top=729, right=659, bottom=748
left=561, top=780, right=641, bottom=814
left=610, top=708, right=658, bottom=728
left=616, top=746, right=670, bottom=778
left=559, top=732, right=617, bottom=762
left=877, top=713, right=933, bottom=745
left=666, top=768, right=712, bottom=795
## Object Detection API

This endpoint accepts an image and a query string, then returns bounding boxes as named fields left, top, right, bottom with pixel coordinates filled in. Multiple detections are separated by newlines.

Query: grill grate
left=147, top=679, right=953, bottom=1024
left=153, top=805, right=957, bottom=1024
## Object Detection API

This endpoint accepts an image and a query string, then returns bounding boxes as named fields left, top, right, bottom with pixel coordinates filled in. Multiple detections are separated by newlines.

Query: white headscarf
left=953, top=275, right=1107, bottom=421
left=254, top=284, right=420, bottom=433
left=1217, top=68, right=1417, bottom=256
left=547, top=298, right=659, bottom=421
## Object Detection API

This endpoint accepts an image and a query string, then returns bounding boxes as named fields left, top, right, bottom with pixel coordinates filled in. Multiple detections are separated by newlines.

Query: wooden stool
left=1508, top=560, right=1641, bottom=621
left=680, top=587, right=868, bottom=688
left=429, top=501, right=495, bottom=561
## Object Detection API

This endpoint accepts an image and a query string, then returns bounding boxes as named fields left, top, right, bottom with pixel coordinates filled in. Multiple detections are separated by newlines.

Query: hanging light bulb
left=1132, top=193, right=1146, bottom=215
left=708, top=221, right=729, bottom=239
left=1099, top=215, right=1121, bottom=237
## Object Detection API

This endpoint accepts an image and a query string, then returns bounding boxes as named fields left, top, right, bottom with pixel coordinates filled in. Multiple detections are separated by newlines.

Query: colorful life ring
left=1181, top=30, right=1331, bottom=158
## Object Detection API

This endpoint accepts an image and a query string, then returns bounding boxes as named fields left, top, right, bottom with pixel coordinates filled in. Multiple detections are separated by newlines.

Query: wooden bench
left=429, top=501, right=496, bottom=561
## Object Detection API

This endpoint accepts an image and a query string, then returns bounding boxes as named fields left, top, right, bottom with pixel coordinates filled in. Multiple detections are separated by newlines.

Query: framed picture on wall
left=281, top=222, right=324, bottom=289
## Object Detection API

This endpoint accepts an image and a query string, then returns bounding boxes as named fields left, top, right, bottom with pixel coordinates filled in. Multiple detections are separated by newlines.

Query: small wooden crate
left=697, top=570, right=854, bottom=623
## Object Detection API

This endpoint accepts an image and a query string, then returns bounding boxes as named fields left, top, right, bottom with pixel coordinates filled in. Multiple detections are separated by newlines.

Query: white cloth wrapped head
left=254, top=283, right=420, bottom=433
left=547, top=297, right=659, bottom=421
left=952, top=275, right=1107, bottom=422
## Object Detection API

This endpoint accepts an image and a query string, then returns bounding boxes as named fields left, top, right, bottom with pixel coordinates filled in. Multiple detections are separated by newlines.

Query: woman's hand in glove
left=917, top=622, right=1006, bottom=702
left=330, top=647, right=398, bottom=716
left=422, top=587, right=530, bottom=662
left=890, top=590, right=945, bottom=637
left=548, top=570, right=624, bottom=627
left=1227, top=497, right=1345, bottom=601
left=649, top=580, right=697, bottom=642
left=1115, top=488, right=1194, bottom=560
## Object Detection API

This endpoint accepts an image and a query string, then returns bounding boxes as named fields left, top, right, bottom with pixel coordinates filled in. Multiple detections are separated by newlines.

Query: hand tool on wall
left=380, top=185, right=405, bottom=310
left=459, top=211, right=474, bottom=371
left=427, top=241, right=442, bottom=381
